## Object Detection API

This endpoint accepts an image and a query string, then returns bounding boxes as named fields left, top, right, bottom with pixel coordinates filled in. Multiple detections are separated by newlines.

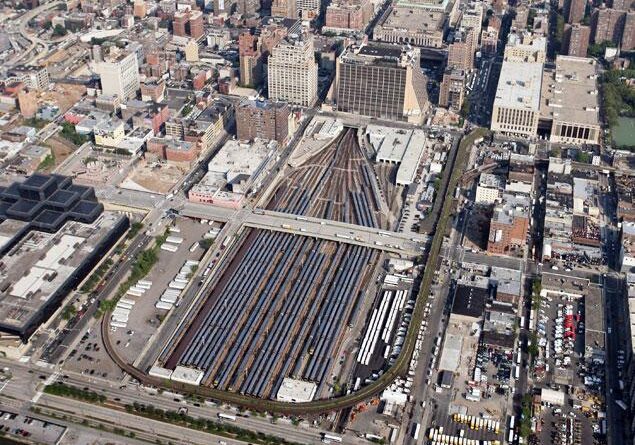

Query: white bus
left=218, top=413, right=236, bottom=421
left=412, top=423, right=420, bottom=440
left=322, top=433, right=342, bottom=443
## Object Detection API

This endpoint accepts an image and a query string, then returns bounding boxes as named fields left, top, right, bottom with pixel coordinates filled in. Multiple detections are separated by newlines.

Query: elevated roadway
left=182, top=202, right=428, bottom=256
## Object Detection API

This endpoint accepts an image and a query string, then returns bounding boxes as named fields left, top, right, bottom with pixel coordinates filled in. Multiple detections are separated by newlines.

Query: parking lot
left=0, top=410, right=66, bottom=443
left=109, top=217, right=217, bottom=364
left=531, top=274, right=606, bottom=445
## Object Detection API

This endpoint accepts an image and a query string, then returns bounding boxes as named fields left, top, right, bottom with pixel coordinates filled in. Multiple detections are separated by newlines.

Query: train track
left=98, top=129, right=480, bottom=415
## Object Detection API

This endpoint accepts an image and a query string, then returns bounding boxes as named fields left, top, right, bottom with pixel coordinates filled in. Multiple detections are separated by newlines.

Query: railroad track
left=98, top=129, right=484, bottom=414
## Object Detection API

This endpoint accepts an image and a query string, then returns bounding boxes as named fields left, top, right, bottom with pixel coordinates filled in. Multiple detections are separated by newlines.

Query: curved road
left=8, top=0, right=62, bottom=66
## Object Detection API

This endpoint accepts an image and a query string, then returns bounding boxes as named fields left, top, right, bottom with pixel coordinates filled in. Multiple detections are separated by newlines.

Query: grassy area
left=24, top=117, right=48, bottom=129
left=600, top=68, right=635, bottom=149
left=126, top=403, right=305, bottom=445
left=98, top=229, right=168, bottom=314
left=37, top=153, right=56, bottom=171
left=127, top=221, right=144, bottom=239
left=44, top=383, right=106, bottom=404
left=60, top=121, right=89, bottom=146
left=80, top=258, right=114, bottom=293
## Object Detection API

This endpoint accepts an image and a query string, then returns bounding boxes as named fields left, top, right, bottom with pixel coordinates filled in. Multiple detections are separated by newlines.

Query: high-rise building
left=447, top=41, right=473, bottom=70
left=239, top=32, right=262, bottom=87
left=334, top=43, right=429, bottom=124
left=188, top=11, right=204, bottom=39
left=591, top=7, right=626, bottom=44
left=93, top=50, right=140, bottom=100
left=236, top=0, right=259, bottom=16
left=236, top=99, right=291, bottom=144
left=324, top=0, right=373, bottom=32
left=133, top=0, right=146, bottom=17
left=185, top=39, right=199, bottom=62
left=296, top=0, right=319, bottom=19
left=439, top=68, right=465, bottom=112
left=271, top=0, right=296, bottom=17
left=565, top=0, right=585, bottom=24
left=173, top=11, right=189, bottom=37
left=267, top=32, right=318, bottom=107
left=622, top=11, right=635, bottom=50
left=562, top=23, right=590, bottom=56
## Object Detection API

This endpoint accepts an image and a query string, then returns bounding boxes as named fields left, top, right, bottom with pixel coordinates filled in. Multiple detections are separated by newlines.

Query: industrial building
left=188, top=139, right=279, bottom=208
left=335, top=43, right=429, bottom=124
left=368, top=126, right=427, bottom=186
left=0, top=174, right=127, bottom=349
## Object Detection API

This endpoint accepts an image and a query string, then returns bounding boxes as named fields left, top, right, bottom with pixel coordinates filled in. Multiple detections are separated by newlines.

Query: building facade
left=93, top=51, right=140, bottom=101
left=335, top=43, right=429, bottom=124
left=236, top=99, right=291, bottom=145
left=563, top=24, right=590, bottom=56
left=267, top=33, right=318, bottom=107
left=438, top=68, right=465, bottom=112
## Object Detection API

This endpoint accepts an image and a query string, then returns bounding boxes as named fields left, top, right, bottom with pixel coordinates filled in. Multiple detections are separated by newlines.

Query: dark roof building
left=451, top=284, right=489, bottom=320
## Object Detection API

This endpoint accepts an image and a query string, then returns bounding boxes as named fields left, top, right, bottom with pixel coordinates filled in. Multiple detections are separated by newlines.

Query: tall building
left=236, top=0, right=259, bottom=16
left=591, top=7, right=626, bottom=44
left=236, top=99, right=291, bottom=144
left=565, top=0, right=586, bottom=24
left=324, top=0, right=373, bottom=33
left=93, top=50, right=140, bottom=100
left=133, top=0, right=146, bottom=17
left=296, top=0, right=319, bottom=19
left=239, top=32, right=262, bottom=87
left=271, top=0, right=296, bottom=17
left=267, top=32, right=318, bottom=107
left=439, top=68, right=465, bottom=112
left=173, top=11, right=189, bottom=37
left=185, top=39, right=199, bottom=62
left=611, top=0, right=632, bottom=10
left=490, top=61, right=542, bottom=138
left=447, top=41, right=473, bottom=70
left=334, top=43, right=429, bottom=124
left=622, top=11, right=635, bottom=50
left=563, top=23, right=590, bottom=56
left=189, top=11, right=204, bottom=39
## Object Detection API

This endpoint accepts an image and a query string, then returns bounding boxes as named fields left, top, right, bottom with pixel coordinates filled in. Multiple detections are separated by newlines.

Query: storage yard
left=267, top=127, right=385, bottom=228
left=161, top=228, right=380, bottom=398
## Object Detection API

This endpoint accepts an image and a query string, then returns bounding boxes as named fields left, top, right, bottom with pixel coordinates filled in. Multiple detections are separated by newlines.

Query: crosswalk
left=31, top=371, right=59, bottom=404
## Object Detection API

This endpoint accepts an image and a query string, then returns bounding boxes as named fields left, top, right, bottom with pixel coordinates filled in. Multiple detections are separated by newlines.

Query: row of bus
left=451, top=414, right=501, bottom=433
left=426, top=427, right=501, bottom=445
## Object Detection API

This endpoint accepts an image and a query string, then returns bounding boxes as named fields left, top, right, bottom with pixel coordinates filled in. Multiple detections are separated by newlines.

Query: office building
left=268, top=32, right=318, bottom=107
left=438, top=68, right=465, bottom=112
left=185, top=39, right=199, bottom=62
left=0, top=174, right=128, bottom=350
left=563, top=24, right=590, bottom=56
left=447, top=41, right=473, bottom=70
left=271, top=0, right=296, bottom=18
left=3, top=66, right=49, bottom=91
left=504, top=31, right=547, bottom=63
left=93, top=50, right=140, bottom=101
left=335, top=43, right=429, bottom=124
left=236, top=99, right=291, bottom=145
left=565, top=0, right=585, bottom=24
left=133, top=0, right=146, bottom=17
left=591, top=7, right=626, bottom=45
left=490, top=61, right=542, bottom=138
left=296, top=0, right=319, bottom=19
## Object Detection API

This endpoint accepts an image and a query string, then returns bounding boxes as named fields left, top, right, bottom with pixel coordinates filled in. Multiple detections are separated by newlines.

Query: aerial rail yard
left=98, top=128, right=474, bottom=415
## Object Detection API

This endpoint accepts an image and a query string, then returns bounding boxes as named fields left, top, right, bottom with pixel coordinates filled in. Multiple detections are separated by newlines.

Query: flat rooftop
left=540, top=56, right=600, bottom=127
left=378, top=6, right=446, bottom=33
left=0, top=212, right=126, bottom=338
left=494, top=61, right=543, bottom=111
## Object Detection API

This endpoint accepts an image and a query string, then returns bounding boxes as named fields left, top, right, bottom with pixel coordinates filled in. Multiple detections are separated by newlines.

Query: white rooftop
left=494, top=61, right=543, bottom=111
left=276, top=377, right=317, bottom=403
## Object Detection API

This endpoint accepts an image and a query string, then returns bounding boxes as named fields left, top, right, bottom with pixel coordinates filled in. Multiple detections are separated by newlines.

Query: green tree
left=53, top=24, right=67, bottom=36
